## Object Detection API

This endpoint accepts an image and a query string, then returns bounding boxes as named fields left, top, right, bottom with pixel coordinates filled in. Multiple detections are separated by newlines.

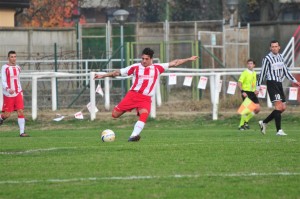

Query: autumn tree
left=240, top=0, right=300, bottom=22
left=135, top=0, right=223, bottom=22
left=17, top=0, right=86, bottom=27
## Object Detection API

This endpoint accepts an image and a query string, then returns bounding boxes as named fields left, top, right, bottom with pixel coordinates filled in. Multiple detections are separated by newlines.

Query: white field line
left=0, top=172, right=299, bottom=185
left=1, top=139, right=297, bottom=155
left=0, top=147, right=76, bottom=155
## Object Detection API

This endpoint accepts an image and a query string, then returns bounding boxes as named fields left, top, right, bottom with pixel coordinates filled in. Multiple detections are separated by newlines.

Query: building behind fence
left=0, top=21, right=299, bottom=112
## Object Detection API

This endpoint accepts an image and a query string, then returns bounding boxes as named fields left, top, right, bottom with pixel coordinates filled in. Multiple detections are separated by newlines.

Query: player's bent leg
left=0, top=115, right=3, bottom=126
left=2, top=112, right=11, bottom=119
left=254, top=104, right=261, bottom=114
left=0, top=112, right=11, bottom=125
left=112, top=107, right=125, bottom=118
left=274, top=101, right=285, bottom=112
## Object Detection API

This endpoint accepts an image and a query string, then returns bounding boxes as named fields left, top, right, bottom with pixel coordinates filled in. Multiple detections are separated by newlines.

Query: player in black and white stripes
left=257, top=40, right=300, bottom=136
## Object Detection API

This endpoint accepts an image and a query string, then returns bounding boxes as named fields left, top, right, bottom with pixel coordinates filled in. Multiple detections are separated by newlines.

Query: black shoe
left=128, top=135, right=141, bottom=142
left=238, top=126, right=246, bottom=131
left=0, top=118, right=3, bottom=126
left=244, top=122, right=250, bottom=129
left=20, top=133, right=30, bottom=137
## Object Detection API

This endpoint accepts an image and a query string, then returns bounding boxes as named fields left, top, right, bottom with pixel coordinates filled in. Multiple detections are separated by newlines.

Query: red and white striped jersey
left=120, top=63, right=169, bottom=96
left=1, top=64, right=23, bottom=97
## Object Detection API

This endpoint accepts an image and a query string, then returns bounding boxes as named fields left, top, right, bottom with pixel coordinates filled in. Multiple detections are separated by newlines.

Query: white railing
left=2, top=68, right=300, bottom=121
left=282, top=37, right=295, bottom=68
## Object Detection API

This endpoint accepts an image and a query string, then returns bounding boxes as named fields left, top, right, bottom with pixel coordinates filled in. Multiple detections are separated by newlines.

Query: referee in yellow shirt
left=237, top=59, right=261, bottom=130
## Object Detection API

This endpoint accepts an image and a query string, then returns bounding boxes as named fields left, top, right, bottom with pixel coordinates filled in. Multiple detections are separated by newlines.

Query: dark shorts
left=242, top=91, right=259, bottom=104
left=266, top=80, right=286, bottom=103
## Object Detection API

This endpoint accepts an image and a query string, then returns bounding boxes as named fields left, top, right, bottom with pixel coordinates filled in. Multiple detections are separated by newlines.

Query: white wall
left=0, top=28, right=76, bottom=60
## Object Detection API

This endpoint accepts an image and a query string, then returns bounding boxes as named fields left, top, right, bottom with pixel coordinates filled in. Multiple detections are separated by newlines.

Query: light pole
left=226, top=0, right=239, bottom=27
left=113, top=9, right=129, bottom=98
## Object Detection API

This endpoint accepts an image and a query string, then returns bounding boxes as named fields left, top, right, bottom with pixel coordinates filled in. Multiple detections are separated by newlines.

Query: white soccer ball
left=101, top=129, right=115, bottom=142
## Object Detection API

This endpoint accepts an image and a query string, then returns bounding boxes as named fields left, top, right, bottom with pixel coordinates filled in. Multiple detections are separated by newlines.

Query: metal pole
left=76, top=22, right=80, bottom=88
left=54, top=43, right=58, bottom=108
left=32, top=76, right=37, bottom=120
left=120, top=24, right=124, bottom=98
left=90, top=72, right=96, bottom=121
left=230, top=14, right=234, bottom=27
left=51, top=77, right=57, bottom=111
left=104, top=77, right=110, bottom=110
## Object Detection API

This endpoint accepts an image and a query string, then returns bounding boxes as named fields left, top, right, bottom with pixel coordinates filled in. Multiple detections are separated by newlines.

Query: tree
left=17, top=0, right=86, bottom=27
left=136, top=0, right=223, bottom=22
left=172, top=0, right=223, bottom=21
left=240, top=0, right=300, bottom=22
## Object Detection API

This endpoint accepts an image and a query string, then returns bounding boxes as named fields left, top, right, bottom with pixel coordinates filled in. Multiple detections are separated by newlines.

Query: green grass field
left=0, top=114, right=299, bottom=199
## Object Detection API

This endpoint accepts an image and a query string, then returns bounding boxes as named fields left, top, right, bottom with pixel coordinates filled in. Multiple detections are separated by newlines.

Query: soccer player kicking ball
left=95, top=48, right=198, bottom=141
left=237, top=59, right=260, bottom=130
left=0, top=51, right=29, bottom=137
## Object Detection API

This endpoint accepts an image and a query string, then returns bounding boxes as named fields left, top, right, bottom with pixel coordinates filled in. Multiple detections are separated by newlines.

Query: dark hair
left=270, top=40, right=280, bottom=46
left=247, top=58, right=256, bottom=65
left=142, top=48, right=154, bottom=58
left=8, top=51, right=16, bottom=57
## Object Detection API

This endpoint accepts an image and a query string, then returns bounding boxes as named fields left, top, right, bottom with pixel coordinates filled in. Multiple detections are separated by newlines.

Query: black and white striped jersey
left=256, top=52, right=297, bottom=90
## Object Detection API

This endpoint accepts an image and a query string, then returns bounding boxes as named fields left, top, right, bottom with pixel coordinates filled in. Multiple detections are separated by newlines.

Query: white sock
left=130, top=121, right=145, bottom=137
left=18, top=118, right=25, bottom=134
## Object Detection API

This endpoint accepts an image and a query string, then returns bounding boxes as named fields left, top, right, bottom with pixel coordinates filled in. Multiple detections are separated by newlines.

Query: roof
left=0, top=0, right=30, bottom=9
left=80, top=0, right=119, bottom=8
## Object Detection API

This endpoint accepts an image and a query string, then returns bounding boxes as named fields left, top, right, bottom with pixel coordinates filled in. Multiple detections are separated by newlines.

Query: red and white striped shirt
left=1, top=64, right=23, bottom=97
left=120, top=63, right=169, bottom=96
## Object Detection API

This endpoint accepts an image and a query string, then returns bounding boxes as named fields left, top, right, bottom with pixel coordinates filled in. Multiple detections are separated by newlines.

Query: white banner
left=87, top=102, right=99, bottom=114
left=183, top=76, right=193, bottom=87
left=53, top=114, right=64, bottom=122
left=288, top=87, right=298, bottom=100
left=197, top=76, right=208, bottom=89
left=258, top=85, right=267, bottom=98
left=227, top=81, right=237, bottom=95
left=96, top=84, right=104, bottom=97
left=74, top=111, right=84, bottom=119
left=168, top=74, right=177, bottom=85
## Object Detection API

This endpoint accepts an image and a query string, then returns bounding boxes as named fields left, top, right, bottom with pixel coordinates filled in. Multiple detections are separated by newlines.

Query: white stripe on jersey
left=142, top=67, right=157, bottom=95
left=121, top=63, right=168, bottom=96
left=1, top=64, right=22, bottom=97
left=257, top=52, right=296, bottom=88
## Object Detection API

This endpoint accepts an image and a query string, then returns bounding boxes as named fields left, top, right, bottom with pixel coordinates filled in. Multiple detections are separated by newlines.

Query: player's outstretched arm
left=168, top=56, right=198, bottom=68
left=94, top=70, right=121, bottom=79
left=294, top=81, right=300, bottom=87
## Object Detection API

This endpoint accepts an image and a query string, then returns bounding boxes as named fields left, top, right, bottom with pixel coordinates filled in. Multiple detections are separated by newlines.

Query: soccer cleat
left=258, top=120, right=266, bottom=135
left=0, top=118, right=3, bottom=126
left=244, top=122, right=250, bottom=129
left=20, top=133, right=30, bottom=137
left=128, top=135, right=141, bottom=142
left=238, top=126, right=245, bottom=131
left=276, top=130, right=287, bottom=136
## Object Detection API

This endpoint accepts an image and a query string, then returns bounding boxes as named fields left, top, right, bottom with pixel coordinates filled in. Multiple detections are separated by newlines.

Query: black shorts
left=266, top=80, right=286, bottom=103
left=241, top=91, right=259, bottom=104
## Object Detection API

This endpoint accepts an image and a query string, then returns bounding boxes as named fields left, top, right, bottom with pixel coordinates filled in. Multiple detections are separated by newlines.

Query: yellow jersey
left=238, top=69, right=257, bottom=92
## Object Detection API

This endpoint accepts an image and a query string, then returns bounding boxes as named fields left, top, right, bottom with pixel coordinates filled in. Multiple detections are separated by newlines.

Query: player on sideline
left=237, top=59, right=260, bottom=130
left=257, top=40, right=300, bottom=136
left=0, top=51, right=29, bottom=137
left=95, top=47, right=198, bottom=141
